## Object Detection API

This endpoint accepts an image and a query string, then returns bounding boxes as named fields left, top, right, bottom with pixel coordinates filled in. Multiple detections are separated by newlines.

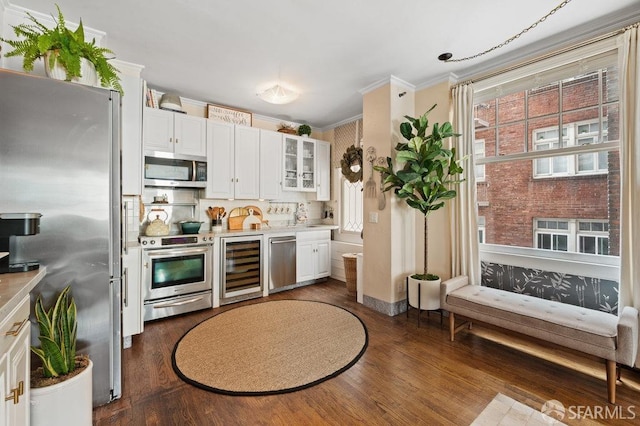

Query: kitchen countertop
left=0, top=267, right=46, bottom=322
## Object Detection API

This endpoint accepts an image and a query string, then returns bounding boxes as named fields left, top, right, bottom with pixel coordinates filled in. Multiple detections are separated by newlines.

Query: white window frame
left=533, top=119, right=608, bottom=178
left=534, top=219, right=575, bottom=252
left=577, top=220, right=609, bottom=255
left=333, top=168, right=363, bottom=244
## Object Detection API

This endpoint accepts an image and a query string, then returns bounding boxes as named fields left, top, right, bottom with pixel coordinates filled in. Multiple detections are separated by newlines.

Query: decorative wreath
left=340, top=145, right=363, bottom=183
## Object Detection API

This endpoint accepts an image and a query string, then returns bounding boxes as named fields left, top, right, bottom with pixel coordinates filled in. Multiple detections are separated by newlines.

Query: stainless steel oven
left=140, top=234, right=214, bottom=320
left=220, top=235, right=263, bottom=304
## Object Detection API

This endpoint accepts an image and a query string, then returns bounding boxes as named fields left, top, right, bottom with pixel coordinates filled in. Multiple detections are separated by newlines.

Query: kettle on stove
left=145, top=208, right=170, bottom=236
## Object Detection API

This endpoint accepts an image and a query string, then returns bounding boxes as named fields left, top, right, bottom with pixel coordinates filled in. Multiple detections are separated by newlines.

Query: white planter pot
left=407, top=276, right=442, bottom=311
left=31, top=359, right=93, bottom=426
left=44, top=52, right=98, bottom=87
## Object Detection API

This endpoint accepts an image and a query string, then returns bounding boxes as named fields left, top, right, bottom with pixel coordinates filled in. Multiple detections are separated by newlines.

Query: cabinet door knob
left=175, top=139, right=179, bottom=144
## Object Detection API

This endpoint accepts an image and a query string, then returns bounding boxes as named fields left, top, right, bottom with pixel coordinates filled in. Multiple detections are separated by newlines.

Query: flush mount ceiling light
left=438, top=0, right=573, bottom=62
left=257, top=83, right=299, bottom=105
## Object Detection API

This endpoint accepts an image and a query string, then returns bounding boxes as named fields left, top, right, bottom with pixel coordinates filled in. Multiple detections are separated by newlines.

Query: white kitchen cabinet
left=259, top=129, right=283, bottom=200
left=296, top=230, right=331, bottom=282
left=283, top=136, right=316, bottom=192
left=206, top=121, right=260, bottom=199
left=115, top=61, right=145, bottom=195
left=122, top=245, right=143, bottom=338
left=314, top=140, right=330, bottom=201
left=0, top=296, right=30, bottom=426
left=143, top=107, right=207, bottom=157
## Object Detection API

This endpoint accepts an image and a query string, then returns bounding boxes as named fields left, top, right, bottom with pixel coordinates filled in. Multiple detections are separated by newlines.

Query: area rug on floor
left=471, top=393, right=567, bottom=425
left=172, top=299, right=368, bottom=395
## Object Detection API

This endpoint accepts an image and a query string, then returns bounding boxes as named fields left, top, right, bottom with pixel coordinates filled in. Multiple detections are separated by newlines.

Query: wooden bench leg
left=449, top=312, right=455, bottom=341
left=606, top=359, right=616, bottom=404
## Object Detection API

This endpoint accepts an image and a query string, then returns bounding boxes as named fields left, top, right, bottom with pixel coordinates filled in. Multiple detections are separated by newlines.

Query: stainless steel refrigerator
left=0, top=69, right=122, bottom=405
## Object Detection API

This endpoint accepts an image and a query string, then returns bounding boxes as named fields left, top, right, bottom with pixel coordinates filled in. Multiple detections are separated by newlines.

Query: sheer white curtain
left=619, top=24, right=640, bottom=309
left=450, top=83, right=480, bottom=284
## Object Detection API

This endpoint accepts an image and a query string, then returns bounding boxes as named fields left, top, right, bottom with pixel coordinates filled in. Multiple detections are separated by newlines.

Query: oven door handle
left=153, top=296, right=205, bottom=308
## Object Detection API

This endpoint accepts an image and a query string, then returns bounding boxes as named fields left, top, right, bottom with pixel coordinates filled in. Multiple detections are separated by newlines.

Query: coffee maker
left=0, top=213, right=42, bottom=273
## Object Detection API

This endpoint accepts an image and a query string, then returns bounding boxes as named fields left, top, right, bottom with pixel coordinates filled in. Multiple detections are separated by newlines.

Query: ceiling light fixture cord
left=441, top=0, right=573, bottom=63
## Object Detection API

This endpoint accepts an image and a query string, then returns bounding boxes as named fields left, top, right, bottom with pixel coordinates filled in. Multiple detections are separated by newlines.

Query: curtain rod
left=456, top=21, right=639, bottom=87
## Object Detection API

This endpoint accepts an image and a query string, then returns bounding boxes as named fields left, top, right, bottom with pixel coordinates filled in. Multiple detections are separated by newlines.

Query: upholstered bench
left=441, top=275, right=639, bottom=403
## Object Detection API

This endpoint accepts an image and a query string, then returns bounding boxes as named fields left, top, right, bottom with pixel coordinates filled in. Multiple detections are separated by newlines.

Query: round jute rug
left=172, top=300, right=368, bottom=395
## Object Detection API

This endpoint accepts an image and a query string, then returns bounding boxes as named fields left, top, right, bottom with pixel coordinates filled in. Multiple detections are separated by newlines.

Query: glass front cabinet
left=283, top=136, right=316, bottom=191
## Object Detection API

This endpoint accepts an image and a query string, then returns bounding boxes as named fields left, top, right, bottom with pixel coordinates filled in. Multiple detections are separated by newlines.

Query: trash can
left=342, top=253, right=358, bottom=293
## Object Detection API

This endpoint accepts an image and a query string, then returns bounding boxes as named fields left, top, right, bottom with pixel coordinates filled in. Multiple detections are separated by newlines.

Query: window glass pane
left=553, top=156, right=569, bottom=173
left=598, top=238, right=609, bottom=255
left=580, top=236, right=596, bottom=254
left=498, top=92, right=525, bottom=124
left=528, top=83, right=559, bottom=118
left=554, top=234, right=568, bottom=251
left=579, top=222, right=590, bottom=231
left=592, top=222, right=603, bottom=232
left=497, top=123, right=526, bottom=155
left=578, top=153, right=595, bottom=172
left=603, top=104, right=619, bottom=141
left=562, top=72, right=599, bottom=111
left=475, top=100, right=496, bottom=127
left=538, top=233, right=551, bottom=249
left=341, top=179, right=363, bottom=232
left=602, top=67, right=619, bottom=103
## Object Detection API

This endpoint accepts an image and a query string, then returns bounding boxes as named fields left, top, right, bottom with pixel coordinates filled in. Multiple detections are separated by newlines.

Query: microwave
left=144, top=152, right=207, bottom=188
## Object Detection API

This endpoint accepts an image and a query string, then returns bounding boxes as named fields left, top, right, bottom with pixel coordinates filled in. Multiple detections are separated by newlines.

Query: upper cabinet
left=314, top=141, right=330, bottom=201
left=206, top=121, right=260, bottom=199
left=115, top=61, right=144, bottom=195
left=259, top=130, right=283, bottom=200
left=283, top=136, right=316, bottom=192
left=143, top=107, right=207, bottom=157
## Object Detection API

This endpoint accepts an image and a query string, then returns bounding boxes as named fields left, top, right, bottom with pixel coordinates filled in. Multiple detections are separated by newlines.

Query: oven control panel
left=139, top=233, right=215, bottom=247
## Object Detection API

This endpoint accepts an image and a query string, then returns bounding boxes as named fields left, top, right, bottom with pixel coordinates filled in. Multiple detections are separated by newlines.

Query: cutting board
left=243, top=208, right=262, bottom=229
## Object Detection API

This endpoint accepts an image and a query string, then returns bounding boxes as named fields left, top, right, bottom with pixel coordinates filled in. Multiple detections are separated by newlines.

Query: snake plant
left=0, top=4, right=123, bottom=94
left=374, top=104, right=465, bottom=280
left=31, top=286, right=78, bottom=378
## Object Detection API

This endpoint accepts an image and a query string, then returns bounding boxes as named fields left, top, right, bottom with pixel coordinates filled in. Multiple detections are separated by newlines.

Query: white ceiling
left=6, top=0, right=640, bottom=129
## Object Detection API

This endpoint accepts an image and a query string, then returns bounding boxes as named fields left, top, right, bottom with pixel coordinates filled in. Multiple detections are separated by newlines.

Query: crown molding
left=319, top=114, right=363, bottom=133
left=359, top=75, right=415, bottom=95
left=415, top=72, right=459, bottom=91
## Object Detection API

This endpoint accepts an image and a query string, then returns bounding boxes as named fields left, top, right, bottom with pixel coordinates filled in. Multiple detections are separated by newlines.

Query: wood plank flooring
left=94, top=279, right=640, bottom=425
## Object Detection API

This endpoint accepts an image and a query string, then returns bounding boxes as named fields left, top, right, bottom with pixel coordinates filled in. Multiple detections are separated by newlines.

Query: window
left=533, top=119, right=608, bottom=178
left=578, top=220, right=609, bottom=255
left=341, top=178, right=363, bottom=233
left=474, top=43, right=620, bottom=260
left=534, top=219, right=571, bottom=252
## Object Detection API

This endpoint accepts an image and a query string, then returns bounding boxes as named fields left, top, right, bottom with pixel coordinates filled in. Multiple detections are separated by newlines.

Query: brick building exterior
left=474, top=70, right=620, bottom=256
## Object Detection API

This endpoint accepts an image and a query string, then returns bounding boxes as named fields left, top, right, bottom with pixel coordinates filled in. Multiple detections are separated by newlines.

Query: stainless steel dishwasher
left=269, top=235, right=297, bottom=290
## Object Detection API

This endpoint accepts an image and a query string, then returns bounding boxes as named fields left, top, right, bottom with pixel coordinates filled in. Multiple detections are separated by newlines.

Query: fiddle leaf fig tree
left=374, top=104, right=465, bottom=280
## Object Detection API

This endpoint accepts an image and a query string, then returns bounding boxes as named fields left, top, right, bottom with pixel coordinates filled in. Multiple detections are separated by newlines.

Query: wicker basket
left=343, top=253, right=358, bottom=293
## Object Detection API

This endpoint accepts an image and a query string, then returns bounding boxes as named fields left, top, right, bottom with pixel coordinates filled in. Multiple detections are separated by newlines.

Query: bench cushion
left=445, top=285, right=618, bottom=360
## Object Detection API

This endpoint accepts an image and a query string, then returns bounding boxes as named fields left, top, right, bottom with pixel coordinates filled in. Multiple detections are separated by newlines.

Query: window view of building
left=474, top=67, right=620, bottom=257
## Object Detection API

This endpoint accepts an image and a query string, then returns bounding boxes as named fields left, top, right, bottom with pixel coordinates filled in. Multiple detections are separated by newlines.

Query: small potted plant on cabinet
left=0, top=4, right=123, bottom=94
left=374, top=104, right=465, bottom=312
left=30, top=285, right=93, bottom=426
left=297, top=124, right=312, bottom=137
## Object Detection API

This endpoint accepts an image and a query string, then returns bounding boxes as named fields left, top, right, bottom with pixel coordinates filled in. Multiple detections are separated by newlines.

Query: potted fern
left=30, top=285, right=93, bottom=426
left=0, top=4, right=123, bottom=94
left=374, top=104, right=465, bottom=311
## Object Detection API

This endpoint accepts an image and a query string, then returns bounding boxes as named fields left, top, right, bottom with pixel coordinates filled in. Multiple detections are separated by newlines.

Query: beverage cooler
left=220, top=235, right=263, bottom=304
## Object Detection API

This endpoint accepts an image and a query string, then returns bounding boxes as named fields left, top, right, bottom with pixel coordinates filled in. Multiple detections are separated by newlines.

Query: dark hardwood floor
left=94, top=279, right=640, bottom=425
